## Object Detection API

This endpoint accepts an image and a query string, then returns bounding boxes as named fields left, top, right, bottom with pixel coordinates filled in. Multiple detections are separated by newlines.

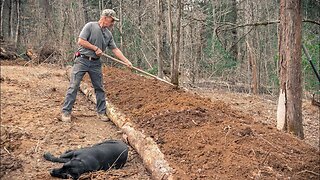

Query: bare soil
left=0, top=63, right=150, bottom=179
left=1, top=61, right=319, bottom=180
left=100, top=66, right=319, bottom=180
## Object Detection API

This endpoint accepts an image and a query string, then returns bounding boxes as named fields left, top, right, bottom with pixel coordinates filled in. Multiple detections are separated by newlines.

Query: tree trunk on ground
left=277, top=0, right=304, bottom=139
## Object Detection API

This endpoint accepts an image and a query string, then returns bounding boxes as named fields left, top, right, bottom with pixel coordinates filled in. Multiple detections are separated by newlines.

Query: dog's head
left=51, top=159, right=86, bottom=180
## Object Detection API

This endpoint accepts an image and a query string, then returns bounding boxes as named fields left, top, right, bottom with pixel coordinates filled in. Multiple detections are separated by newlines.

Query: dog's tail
left=43, top=152, right=69, bottom=163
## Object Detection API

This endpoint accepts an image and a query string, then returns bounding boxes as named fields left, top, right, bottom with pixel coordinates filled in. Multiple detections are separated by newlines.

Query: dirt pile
left=91, top=66, right=320, bottom=180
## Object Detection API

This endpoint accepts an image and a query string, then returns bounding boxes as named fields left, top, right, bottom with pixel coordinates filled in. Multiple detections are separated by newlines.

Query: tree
left=14, top=0, right=19, bottom=47
left=156, top=0, right=164, bottom=78
left=82, top=0, right=89, bottom=23
left=277, top=0, right=304, bottom=139
left=167, top=0, right=174, bottom=82
left=0, top=0, right=4, bottom=38
left=171, top=0, right=182, bottom=86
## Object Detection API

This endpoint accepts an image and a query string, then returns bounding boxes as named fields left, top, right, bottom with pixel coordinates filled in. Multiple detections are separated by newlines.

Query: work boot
left=61, top=113, right=71, bottom=122
left=98, top=113, right=110, bottom=122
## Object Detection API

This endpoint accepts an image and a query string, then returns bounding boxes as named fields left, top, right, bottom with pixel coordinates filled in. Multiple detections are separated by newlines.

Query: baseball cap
left=101, top=9, right=119, bottom=21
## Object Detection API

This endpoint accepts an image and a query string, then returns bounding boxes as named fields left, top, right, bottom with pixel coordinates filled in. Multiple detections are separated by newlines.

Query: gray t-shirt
left=78, top=22, right=117, bottom=58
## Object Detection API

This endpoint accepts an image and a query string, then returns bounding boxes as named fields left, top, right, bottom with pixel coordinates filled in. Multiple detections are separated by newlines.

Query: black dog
left=44, top=140, right=128, bottom=180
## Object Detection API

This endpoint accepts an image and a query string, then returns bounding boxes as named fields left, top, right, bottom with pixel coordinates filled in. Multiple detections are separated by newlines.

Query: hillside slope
left=95, top=66, right=319, bottom=180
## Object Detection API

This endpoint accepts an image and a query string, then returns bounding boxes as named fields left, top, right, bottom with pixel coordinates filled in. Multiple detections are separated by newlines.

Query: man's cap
left=101, top=9, right=119, bottom=21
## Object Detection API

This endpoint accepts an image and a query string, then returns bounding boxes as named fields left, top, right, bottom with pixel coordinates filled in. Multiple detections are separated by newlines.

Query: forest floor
left=0, top=61, right=150, bottom=179
left=1, top=60, right=319, bottom=180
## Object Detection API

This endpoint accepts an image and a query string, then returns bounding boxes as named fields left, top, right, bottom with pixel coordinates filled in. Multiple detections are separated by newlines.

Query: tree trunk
left=190, top=23, right=196, bottom=84
left=14, top=0, right=19, bottom=47
left=0, top=0, right=4, bottom=38
left=277, top=0, right=304, bottom=139
left=41, top=0, right=56, bottom=40
left=230, top=0, right=238, bottom=60
left=82, top=0, right=89, bottom=23
left=119, top=0, right=123, bottom=50
left=156, top=0, right=164, bottom=78
left=8, top=0, right=12, bottom=39
left=171, top=0, right=182, bottom=86
left=246, top=41, right=258, bottom=94
left=137, top=0, right=142, bottom=68
left=167, top=0, right=174, bottom=80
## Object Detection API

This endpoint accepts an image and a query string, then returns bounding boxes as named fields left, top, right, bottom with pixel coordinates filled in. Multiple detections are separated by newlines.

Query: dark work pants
left=62, top=57, right=106, bottom=115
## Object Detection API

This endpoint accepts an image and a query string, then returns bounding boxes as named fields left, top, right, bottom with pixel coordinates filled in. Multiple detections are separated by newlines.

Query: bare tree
left=277, top=0, right=304, bottom=139
left=136, top=0, right=143, bottom=68
left=14, top=0, right=19, bottom=46
left=8, top=0, right=12, bottom=39
left=82, top=0, right=89, bottom=23
left=0, top=0, right=4, bottom=38
left=167, top=0, right=174, bottom=80
left=156, top=0, right=164, bottom=78
left=230, top=0, right=238, bottom=60
left=171, top=0, right=182, bottom=86
left=119, top=0, right=123, bottom=50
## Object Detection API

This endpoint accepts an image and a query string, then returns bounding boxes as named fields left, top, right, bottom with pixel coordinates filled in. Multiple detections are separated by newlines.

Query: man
left=61, top=9, right=132, bottom=122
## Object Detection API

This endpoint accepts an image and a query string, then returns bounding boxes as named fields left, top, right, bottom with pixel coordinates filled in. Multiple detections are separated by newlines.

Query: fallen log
left=66, top=68, right=174, bottom=179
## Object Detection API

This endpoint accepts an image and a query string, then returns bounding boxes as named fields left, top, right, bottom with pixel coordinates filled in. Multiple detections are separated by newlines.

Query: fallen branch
left=3, top=147, right=11, bottom=155
left=297, top=169, right=320, bottom=176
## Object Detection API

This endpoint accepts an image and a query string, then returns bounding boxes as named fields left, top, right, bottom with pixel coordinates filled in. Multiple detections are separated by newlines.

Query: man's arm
left=78, top=38, right=100, bottom=54
left=112, top=48, right=133, bottom=68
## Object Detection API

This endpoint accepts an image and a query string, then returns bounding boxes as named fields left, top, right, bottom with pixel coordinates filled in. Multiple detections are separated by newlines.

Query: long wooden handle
left=102, top=53, right=175, bottom=86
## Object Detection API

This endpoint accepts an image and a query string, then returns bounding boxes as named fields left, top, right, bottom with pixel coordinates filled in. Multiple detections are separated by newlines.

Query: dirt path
left=0, top=65, right=150, bottom=179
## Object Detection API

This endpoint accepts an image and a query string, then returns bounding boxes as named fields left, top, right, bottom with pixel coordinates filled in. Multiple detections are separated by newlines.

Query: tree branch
left=215, top=19, right=319, bottom=52
left=218, top=19, right=319, bottom=32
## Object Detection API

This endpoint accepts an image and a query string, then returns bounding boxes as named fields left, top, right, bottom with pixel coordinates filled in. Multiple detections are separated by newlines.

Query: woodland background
left=0, top=0, right=319, bottom=95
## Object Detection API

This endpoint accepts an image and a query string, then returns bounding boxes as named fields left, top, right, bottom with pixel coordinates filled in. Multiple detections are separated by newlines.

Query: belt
left=79, top=54, right=99, bottom=61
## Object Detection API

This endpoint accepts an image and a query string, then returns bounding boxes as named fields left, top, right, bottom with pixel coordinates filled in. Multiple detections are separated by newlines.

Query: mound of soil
left=95, top=66, right=320, bottom=179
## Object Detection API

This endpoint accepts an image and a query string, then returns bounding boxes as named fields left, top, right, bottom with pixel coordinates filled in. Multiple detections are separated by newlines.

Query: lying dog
left=44, top=140, right=128, bottom=180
